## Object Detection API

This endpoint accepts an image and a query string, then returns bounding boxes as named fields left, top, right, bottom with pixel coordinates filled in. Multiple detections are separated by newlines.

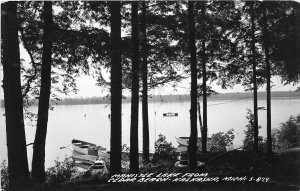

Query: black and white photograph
left=1, top=1, right=300, bottom=190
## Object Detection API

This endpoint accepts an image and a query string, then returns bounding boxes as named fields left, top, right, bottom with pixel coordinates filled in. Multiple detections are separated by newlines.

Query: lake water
left=1, top=98, right=300, bottom=169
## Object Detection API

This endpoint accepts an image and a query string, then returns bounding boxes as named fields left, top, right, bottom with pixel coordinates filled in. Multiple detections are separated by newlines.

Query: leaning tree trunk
left=109, top=1, right=122, bottom=174
left=188, top=1, right=198, bottom=172
left=262, top=2, right=272, bottom=156
left=201, top=2, right=208, bottom=155
left=31, top=1, right=53, bottom=183
left=250, top=2, right=259, bottom=153
left=1, top=2, right=31, bottom=188
left=130, top=1, right=140, bottom=173
left=141, top=1, right=150, bottom=163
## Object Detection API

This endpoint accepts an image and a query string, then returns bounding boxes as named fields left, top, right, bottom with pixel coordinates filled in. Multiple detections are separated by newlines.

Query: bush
left=1, top=160, right=8, bottom=189
left=209, top=129, right=235, bottom=152
left=272, top=114, right=300, bottom=149
left=152, top=134, right=177, bottom=165
left=46, top=157, right=78, bottom=186
left=243, top=109, right=264, bottom=151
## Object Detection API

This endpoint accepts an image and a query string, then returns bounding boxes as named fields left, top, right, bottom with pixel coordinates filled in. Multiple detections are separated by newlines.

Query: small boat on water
left=163, top=112, right=178, bottom=117
left=72, top=139, right=99, bottom=156
left=174, top=160, right=205, bottom=168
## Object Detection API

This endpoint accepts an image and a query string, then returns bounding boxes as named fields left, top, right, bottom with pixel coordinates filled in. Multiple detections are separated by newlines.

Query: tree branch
left=19, top=27, right=39, bottom=98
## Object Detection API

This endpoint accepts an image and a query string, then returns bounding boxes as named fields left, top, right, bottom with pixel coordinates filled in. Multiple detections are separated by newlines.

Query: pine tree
left=188, top=1, right=198, bottom=171
left=129, top=1, right=140, bottom=173
left=1, top=1, right=31, bottom=188
left=31, top=1, right=53, bottom=183
left=109, top=1, right=122, bottom=174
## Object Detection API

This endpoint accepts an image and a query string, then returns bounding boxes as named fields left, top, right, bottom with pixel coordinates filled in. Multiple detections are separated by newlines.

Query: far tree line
left=1, top=1, right=299, bottom=189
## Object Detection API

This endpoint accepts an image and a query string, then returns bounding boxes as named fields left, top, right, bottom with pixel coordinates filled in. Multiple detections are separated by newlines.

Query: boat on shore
left=72, top=139, right=99, bottom=156
left=71, top=139, right=109, bottom=172
left=71, top=150, right=98, bottom=165
left=88, top=159, right=108, bottom=174
left=174, top=160, right=205, bottom=168
left=175, top=137, right=211, bottom=147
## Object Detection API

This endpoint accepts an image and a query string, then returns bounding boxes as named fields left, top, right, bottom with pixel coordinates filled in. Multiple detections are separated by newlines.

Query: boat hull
left=71, top=150, right=98, bottom=164
left=72, top=139, right=98, bottom=156
left=174, top=160, right=205, bottom=168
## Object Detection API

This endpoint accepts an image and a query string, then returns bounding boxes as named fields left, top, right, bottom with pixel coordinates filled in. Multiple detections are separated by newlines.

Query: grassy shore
left=8, top=148, right=298, bottom=191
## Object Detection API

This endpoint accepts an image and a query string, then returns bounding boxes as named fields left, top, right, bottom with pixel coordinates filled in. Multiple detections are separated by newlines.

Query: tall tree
left=141, top=1, right=150, bottom=163
left=109, top=1, right=122, bottom=174
left=31, top=1, right=53, bottom=183
left=188, top=1, right=198, bottom=171
left=200, top=2, right=208, bottom=155
left=250, top=2, right=259, bottom=153
left=1, top=1, right=31, bottom=188
left=130, top=1, right=140, bottom=173
left=261, top=2, right=272, bottom=156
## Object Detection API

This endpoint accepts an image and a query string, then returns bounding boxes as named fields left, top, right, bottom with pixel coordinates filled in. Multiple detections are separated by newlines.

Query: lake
left=1, top=98, right=300, bottom=168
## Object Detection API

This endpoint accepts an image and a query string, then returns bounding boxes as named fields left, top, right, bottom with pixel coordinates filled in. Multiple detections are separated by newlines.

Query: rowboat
left=71, top=150, right=98, bottom=164
left=174, top=160, right=205, bottom=168
left=72, top=139, right=98, bottom=156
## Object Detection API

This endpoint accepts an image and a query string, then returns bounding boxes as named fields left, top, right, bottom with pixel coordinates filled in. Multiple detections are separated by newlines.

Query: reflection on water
left=1, top=98, right=300, bottom=168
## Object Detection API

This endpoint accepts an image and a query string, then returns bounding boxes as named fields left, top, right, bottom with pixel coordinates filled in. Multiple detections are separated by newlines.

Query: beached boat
left=174, top=160, right=205, bottom=168
left=72, top=139, right=99, bottom=156
left=175, top=137, right=190, bottom=146
left=88, top=160, right=108, bottom=174
left=175, top=137, right=211, bottom=147
left=98, top=150, right=110, bottom=159
left=71, top=150, right=98, bottom=165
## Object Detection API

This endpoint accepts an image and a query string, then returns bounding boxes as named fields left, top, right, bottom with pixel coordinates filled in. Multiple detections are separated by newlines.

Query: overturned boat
left=174, top=160, right=205, bottom=168
left=175, top=137, right=211, bottom=147
left=88, top=159, right=108, bottom=174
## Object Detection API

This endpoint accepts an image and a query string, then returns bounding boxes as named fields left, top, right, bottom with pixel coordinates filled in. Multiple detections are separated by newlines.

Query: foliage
left=272, top=114, right=300, bottom=149
left=152, top=134, right=177, bottom=165
left=45, top=157, right=78, bottom=186
left=243, top=109, right=264, bottom=151
left=1, top=160, right=9, bottom=190
left=209, top=129, right=235, bottom=152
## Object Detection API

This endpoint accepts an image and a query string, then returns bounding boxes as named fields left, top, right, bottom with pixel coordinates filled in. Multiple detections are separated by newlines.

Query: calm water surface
left=1, top=98, right=299, bottom=168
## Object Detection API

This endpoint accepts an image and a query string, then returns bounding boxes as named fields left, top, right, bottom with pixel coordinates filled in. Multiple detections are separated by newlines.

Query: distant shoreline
left=1, top=91, right=299, bottom=107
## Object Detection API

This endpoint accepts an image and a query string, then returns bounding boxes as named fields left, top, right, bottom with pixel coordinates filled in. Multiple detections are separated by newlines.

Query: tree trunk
left=197, top=100, right=203, bottom=136
left=250, top=2, right=259, bottom=153
left=109, top=1, right=122, bottom=174
left=130, top=1, right=140, bottom=173
left=188, top=1, right=198, bottom=172
left=31, top=2, right=53, bottom=183
left=1, top=2, right=31, bottom=188
left=262, top=3, right=272, bottom=156
left=141, top=1, right=150, bottom=163
left=201, top=2, right=208, bottom=155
